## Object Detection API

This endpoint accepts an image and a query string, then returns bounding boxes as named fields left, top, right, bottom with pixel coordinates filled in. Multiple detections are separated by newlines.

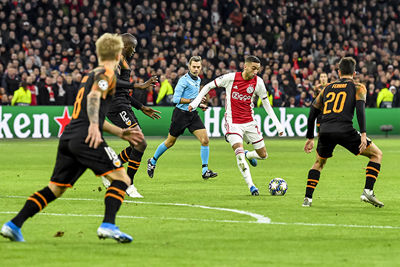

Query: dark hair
left=245, top=55, right=261, bottom=64
left=121, top=33, right=137, bottom=46
left=338, top=57, right=356, bottom=75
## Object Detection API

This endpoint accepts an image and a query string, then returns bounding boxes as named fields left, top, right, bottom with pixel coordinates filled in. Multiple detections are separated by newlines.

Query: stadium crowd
left=1, top=0, right=400, bottom=108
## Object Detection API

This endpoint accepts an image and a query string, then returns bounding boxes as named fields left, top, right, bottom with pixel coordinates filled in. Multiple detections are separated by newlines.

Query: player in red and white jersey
left=189, top=56, right=284, bottom=195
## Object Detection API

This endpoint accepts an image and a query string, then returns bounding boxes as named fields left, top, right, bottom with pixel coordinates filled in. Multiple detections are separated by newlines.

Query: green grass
left=0, top=137, right=399, bottom=266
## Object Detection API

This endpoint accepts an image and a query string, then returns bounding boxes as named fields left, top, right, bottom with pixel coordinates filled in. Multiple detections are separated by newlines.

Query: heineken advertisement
left=0, top=106, right=399, bottom=139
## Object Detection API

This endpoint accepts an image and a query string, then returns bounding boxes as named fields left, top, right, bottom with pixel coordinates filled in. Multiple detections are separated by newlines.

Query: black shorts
left=50, top=139, right=123, bottom=187
left=316, top=129, right=372, bottom=159
left=169, top=107, right=205, bottom=137
left=107, top=108, right=139, bottom=129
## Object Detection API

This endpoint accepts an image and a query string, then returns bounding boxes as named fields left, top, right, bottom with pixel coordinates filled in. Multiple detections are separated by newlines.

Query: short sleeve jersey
left=61, top=66, right=117, bottom=140
left=314, top=78, right=367, bottom=133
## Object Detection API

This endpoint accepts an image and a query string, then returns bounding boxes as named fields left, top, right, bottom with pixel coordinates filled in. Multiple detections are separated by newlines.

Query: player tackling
left=189, top=56, right=283, bottom=195
left=303, top=57, right=384, bottom=207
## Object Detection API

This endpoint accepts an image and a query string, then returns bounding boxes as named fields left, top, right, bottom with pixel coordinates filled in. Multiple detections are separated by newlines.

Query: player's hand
left=188, top=105, right=194, bottom=112
left=121, top=127, right=144, bottom=145
left=85, top=123, right=103, bottom=149
left=141, top=76, right=158, bottom=89
left=141, top=106, right=161, bottom=119
left=304, top=138, right=314, bottom=153
left=199, top=103, right=208, bottom=111
left=359, top=132, right=367, bottom=153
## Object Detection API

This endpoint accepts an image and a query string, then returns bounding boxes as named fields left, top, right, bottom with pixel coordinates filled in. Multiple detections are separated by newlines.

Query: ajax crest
left=246, top=85, right=255, bottom=94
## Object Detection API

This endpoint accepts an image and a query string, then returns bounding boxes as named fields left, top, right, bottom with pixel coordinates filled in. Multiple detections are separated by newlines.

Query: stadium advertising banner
left=0, top=106, right=399, bottom=139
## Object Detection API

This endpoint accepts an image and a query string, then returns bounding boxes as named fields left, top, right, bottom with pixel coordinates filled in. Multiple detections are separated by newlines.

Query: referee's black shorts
left=316, top=129, right=372, bottom=159
left=107, top=108, right=139, bottom=129
left=169, top=107, right=205, bottom=137
left=50, top=139, right=123, bottom=187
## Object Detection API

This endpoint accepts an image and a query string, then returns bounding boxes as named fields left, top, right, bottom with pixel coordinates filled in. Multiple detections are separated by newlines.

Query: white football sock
left=246, top=150, right=268, bottom=160
left=235, top=147, right=254, bottom=188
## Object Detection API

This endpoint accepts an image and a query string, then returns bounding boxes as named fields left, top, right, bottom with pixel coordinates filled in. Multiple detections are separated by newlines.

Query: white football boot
left=126, top=185, right=143, bottom=198
left=101, top=176, right=111, bottom=188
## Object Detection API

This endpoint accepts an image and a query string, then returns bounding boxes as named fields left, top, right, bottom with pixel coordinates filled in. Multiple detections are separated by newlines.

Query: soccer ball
left=268, top=178, right=288, bottom=196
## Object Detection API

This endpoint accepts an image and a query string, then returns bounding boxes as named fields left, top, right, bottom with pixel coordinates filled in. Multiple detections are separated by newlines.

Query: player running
left=1, top=33, right=143, bottom=243
left=189, top=56, right=284, bottom=195
left=105, top=33, right=160, bottom=198
left=303, top=57, right=384, bottom=207
left=147, top=56, right=217, bottom=179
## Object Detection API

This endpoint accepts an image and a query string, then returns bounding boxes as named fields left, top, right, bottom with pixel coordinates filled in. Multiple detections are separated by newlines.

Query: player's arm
left=172, top=78, right=191, bottom=104
left=306, top=89, right=324, bottom=139
left=188, top=80, right=217, bottom=111
left=355, top=83, right=367, bottom=153
left=103, top=120, right=144, bottom=145
left=256, top=80, right=284, bottom=135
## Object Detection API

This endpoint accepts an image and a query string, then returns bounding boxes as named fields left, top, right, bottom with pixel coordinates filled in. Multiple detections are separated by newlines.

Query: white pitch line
left=2, top=196, right=400, bottom=229
left=1, top=196, right=270, bottom=224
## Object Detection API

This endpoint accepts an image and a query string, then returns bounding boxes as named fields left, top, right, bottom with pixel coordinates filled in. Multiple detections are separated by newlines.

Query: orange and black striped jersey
left=61, top=66, right=117, bottom=140
left=313, top=78, right=366, bottom=133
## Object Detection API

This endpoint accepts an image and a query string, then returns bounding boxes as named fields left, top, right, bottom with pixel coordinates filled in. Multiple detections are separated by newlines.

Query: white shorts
left=225, top=120, right=265, bottom=149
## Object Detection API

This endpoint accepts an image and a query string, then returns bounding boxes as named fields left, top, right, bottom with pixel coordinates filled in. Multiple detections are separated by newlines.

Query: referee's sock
left=150, top=142, right=168, bottom=165
left=305, top=169, right=320, bottom=199
left=200, top=146, right=209, bottom=174
left=364, top=161, right=380, bottom=190
left=119, top=146, right=132, bottom=164
left=127, top=148, right=143, bottom=183
left=103, top=180, right=128, bottom=224
left=11, top=186, right=57, bottom=228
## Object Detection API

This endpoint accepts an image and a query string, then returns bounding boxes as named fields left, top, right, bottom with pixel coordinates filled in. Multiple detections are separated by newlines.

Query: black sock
left=11, top=186, right=57, bottom=228
left=127, top=148, right=144, bottom=183
left=119, top=146, right=132, bottom=164
left=365, top=161, right=381, bottom=190
left=103, top=180, right=128, bottom=224
left=305, top=169, right=320, bottom=198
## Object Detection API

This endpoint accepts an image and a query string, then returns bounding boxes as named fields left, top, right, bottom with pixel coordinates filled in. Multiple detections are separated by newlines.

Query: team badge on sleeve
left=98, top=80, right=109, bottom=91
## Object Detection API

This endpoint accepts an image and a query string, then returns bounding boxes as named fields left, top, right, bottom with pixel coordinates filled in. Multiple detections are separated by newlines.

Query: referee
left=147, top=56, right=217, bottom=179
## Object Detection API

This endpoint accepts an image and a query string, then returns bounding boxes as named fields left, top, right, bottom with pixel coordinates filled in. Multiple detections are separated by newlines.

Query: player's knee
left=201, top=137, right=209, bottom=146
left=373, top=147, right=383, bottom=161
left=48, top=183, right=68, bottom=198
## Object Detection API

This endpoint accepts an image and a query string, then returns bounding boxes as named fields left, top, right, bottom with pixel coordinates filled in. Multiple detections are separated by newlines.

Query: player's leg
left=243, top=122, right=267, bottom=167
left=1, top=140, right=84, bottom=241
left=147, top=108, right=186, bottom=178
left=97, top=169, right=133, bottom=243
left=191, top=114, right=217, bottom=179
left=303, top=133, right=334, bottom=207
left=340, top=131, right=384, bottom=207
left=359, top=143, right=384, bottom=207
left=147, top=134, right=177, bottom=178
left=225, top=123, right=258, bottom=195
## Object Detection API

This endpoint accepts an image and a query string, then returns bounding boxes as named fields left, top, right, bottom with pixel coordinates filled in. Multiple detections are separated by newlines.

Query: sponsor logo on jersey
left=233, top=85, right=238, bottom=90
left=246, top=85, right=255, bottom=94
left=232, top=91, right=252, bottom=101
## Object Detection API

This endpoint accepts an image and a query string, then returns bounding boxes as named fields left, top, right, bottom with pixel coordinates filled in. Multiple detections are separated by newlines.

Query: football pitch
left=1, top=137, right=399, bottom=266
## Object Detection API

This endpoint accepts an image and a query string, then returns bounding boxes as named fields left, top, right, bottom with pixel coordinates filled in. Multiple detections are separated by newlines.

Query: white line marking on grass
left=2, top=196, right=400, bottom=229
left=1, top=196, right=271, bottom=224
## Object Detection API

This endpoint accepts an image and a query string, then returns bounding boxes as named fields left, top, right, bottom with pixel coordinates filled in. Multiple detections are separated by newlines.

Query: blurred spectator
left=377, top=87, right=394, bottom=108
left=38, top=76, right=56, bottom=105
left=270, top=80, right=285, bottom=107
left=26, top=76, right=38, bottom=105
left=156, top=75, right=173, bottom=105
left=11, top=81, right=31, bottom=106
left=53, top=75, right=67, bottom=105
left=1, top=67, right=20, bottom=102
left=0, top=0, right=400, bottom=108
